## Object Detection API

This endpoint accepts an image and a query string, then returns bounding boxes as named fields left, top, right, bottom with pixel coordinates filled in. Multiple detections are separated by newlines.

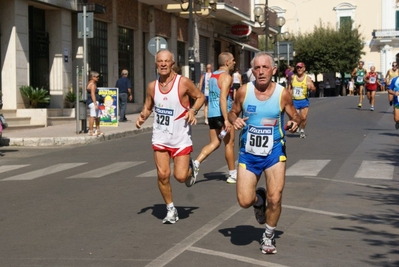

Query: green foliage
left=19, top=86, right=50, bottom=108
left=293, top=19, right=365, bottom=78
left=65, top=91, right=77, bottom=102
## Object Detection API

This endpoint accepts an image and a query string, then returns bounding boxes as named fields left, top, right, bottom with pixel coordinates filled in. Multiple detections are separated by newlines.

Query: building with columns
left=0, top=0, right=266, bottom=115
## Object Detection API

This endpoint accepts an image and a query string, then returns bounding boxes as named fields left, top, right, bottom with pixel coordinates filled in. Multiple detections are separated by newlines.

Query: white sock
left=166, top=202, right=174, bottom=209
left=265, top=224, right=276, bottom=237
left=194, top=160, right=200, bottom=168
left=228, top=169, right=237, bottom=178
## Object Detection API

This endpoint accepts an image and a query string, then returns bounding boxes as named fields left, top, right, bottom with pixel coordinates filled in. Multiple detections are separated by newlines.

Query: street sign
left=277, top=41, right=293, bottom=61
left=78, top=12, right=93, bottom=38
left=147, top=37, right=168, bottom=56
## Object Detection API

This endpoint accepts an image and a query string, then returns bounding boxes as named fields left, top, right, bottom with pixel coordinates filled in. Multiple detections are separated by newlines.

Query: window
left=199, top=36, right=209, bottom=70
left=340, top=16, right=352, bottom=28
left=396, top=10, right=399, bottom=30
left=118, top=27, right=134, bottom=101
left=333, top=3, right=356, bottom=29
left=88, top=20, right=108, bottom=87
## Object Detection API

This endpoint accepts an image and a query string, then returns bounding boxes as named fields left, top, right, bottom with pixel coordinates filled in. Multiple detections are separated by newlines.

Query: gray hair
left=155, top=49, right=175, bottom=63
left=89, top=71, right=99, bottom=79
left=250, top=51, right=276, bottom=68
left=121, top=69, right=129, bottom=76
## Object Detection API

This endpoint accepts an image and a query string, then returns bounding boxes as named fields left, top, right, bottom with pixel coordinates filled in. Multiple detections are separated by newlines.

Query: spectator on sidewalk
left=115, top=69, right=133, bottom=122
left=86, top=71, right=103, bottom=136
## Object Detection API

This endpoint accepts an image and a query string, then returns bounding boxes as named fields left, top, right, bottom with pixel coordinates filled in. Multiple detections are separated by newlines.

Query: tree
left=293, top=20, right=364, bottom=93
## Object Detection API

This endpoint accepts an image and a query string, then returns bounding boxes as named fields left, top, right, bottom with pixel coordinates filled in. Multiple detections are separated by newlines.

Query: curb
left=1, top=126, right=154, bottom=147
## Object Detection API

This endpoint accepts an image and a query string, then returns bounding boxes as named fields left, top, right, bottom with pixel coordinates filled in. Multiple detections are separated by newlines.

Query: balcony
left=370, top=29, right=399, bottom=48
left=137, top=0, right=251, bottom=25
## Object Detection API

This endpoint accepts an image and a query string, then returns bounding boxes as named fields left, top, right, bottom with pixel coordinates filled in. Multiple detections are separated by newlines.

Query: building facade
left=266, top=0, right=399, bottom=75
left=0, top=0, right=263, bottom=112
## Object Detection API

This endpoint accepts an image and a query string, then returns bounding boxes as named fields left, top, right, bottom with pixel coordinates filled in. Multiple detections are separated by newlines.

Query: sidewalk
left=0, top=108, right=204, bottom=147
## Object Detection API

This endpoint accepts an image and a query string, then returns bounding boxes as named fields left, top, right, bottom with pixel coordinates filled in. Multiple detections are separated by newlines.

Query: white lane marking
left=354, top=160, right=394, bottom=180
left=283, top=204, right=384, bottom=223
left=145, top=204, right=242, bottom=267
left=1, top=163, right=87, bottom=181
left=283, top=204, right=349, bottom=217
left=188, top=246, right=289, bottom=267
left=286, top=160, right=330, bottom=176
left=67, top=161, right=145, bottom=178
left=299, top=176, right=389, bottom=189
left=0, top=165, right=30, bottom=174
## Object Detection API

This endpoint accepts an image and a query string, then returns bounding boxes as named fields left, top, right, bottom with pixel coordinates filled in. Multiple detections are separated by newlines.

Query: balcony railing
left=372, top=29, right=399, bottom=39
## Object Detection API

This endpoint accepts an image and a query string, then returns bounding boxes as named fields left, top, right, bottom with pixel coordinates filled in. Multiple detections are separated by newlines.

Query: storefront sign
left=230, top=24, right=252, bottom=37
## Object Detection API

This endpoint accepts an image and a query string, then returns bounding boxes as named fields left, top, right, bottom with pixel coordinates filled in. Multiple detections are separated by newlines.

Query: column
left=0, top=0, right=29, bottom=109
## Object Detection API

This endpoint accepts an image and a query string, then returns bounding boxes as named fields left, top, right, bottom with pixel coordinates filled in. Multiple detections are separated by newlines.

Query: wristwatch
left=190, top=108, right=198, bottom=115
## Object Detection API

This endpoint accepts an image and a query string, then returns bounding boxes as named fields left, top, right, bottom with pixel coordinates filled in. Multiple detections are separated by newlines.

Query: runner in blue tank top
left=228, top=52, right=301, bottom=255
left=191, top=52, right=238, bottom=184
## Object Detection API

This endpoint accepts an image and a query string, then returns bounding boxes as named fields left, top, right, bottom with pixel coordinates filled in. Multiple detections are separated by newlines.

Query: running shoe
left=260, top=233, right=277, bottom=254
left=395, top=122, right=399, bottom=130
left=300, top=130, right=306, bottom=139
left=253, top=187, right=267, bottom=224
left=370, top=106, right=374, bottom=111
left=186, top=158, right=198, bottom=187
left=162, top=207, right=179, bottom=224
left=358, top=103, right=362, bottom=108
left=226, top=175, right=237, bottom=184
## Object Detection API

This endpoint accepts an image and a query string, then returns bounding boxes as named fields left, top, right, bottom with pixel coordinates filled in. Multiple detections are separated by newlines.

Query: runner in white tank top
left=136, top=49, right=206, bottom=224
left=152, top=75, right=192, bottom=149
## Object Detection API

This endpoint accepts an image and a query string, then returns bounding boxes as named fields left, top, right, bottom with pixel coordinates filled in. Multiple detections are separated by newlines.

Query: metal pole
left=277, top=39, right=280, bottom=83
left=76, top=65, right=80, bottom=134
left=188, top=0, right=194, bottom=82
left=82, top=5, right=88, bottom=133
left=265, top=0, right=268, bottom=52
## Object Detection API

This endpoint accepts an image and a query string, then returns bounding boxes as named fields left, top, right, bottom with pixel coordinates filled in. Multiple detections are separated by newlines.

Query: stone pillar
left=47, top=9, right=73, bottom=108
left=381, top=44, right=392, bottom=75
left=0, top=0, right=29, bottom=109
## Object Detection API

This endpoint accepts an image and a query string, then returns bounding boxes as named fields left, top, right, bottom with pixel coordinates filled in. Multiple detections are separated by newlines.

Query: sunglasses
left=393, top=65, right=397, bottom=67
left=296, top=66, right=303, bottom=69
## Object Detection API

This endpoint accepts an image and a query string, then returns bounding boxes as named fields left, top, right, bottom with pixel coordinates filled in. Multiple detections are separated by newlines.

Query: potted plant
left=19, top=86, right=50, bottom=108
left=65, top=91, right=77, bottom=108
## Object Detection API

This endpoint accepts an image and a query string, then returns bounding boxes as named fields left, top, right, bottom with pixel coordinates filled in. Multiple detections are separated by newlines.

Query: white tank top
left=152, top=75, right=192, bottom=148
left=233, top=72, right=240, bottom=84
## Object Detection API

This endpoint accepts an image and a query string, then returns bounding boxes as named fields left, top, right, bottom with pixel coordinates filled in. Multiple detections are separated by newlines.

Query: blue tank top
left=208, top=70, right=232, bottom=118
left=240, top=82, right=285, bottom=152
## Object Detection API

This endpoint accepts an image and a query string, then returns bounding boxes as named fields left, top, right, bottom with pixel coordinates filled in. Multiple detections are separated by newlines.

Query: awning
left=232, top=40, right=261, bottom=53
left=219, top=36, right=261, bottom=53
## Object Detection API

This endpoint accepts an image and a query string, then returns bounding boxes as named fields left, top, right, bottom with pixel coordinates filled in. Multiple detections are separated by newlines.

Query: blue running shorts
left=238, top=141, right=287, bottom=176
left=293, top=98, right=309, bottom=110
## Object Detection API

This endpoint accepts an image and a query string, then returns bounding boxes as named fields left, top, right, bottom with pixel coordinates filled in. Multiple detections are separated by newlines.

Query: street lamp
left=272, top=16, right=290, bottom=83
left=180, top=0, right=217, bottom=83
left=253, top=1, right=269, bottom=52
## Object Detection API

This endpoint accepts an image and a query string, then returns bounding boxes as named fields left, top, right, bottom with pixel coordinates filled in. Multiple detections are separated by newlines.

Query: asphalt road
left=0, top=93, right=398, bottom=267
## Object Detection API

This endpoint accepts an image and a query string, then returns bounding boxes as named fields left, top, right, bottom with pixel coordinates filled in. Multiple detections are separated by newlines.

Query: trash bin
left=79, top=100, right=87, bottom=120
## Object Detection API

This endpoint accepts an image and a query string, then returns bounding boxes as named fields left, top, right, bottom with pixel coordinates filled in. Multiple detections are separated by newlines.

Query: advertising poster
left=98, top=87, right=118, bottom=127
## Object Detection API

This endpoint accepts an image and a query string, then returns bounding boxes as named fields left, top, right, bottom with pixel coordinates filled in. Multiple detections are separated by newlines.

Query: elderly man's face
left=252, top=55, right=276, bottom=86
left=156, top=51, right=174, bottom=76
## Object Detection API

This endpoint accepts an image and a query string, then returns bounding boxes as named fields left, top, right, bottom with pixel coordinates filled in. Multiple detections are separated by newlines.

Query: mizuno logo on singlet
left=155, top=107, right=174, bottom=116
left=248, top=126, right=272, bottom=134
